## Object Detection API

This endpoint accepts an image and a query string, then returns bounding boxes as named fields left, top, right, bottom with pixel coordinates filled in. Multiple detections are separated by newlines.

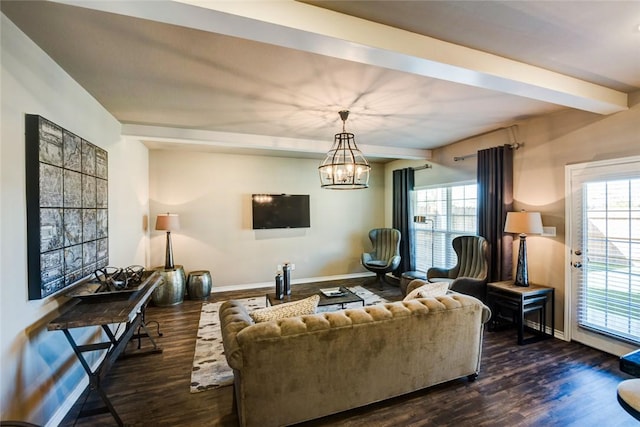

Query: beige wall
left=387, top=94, right=640, bottom=336
left=3, top=5, right=639, bottom=423
left=0, top=15, right=149, bottom=425
left=513, top=96, right=640, bottom=336
left=148, top=150, right=385, bottom=289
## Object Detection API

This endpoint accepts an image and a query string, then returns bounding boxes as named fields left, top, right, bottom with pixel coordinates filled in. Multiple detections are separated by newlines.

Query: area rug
left=190, top=286, right=388, bottom=393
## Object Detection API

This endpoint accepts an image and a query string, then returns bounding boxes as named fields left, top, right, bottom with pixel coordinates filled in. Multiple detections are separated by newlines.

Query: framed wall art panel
left=25, top=114, right=109, bottom=299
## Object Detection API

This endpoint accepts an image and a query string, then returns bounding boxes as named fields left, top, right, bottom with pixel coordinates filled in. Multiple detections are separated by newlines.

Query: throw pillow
left=403, top=282, right=449, bottom=301
left=249, top=294, right=320, bottom=323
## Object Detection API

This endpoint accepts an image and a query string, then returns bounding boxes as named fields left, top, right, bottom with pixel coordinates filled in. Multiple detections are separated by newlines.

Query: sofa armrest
left=481, top=303, right=492, bottom=324
left=219, top=300, right=254, bottom=370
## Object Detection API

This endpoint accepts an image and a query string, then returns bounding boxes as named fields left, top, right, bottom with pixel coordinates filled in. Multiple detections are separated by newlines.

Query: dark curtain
left=392, top=168, right=415, bottom=276
left=477, top=145, right=514, bottom=282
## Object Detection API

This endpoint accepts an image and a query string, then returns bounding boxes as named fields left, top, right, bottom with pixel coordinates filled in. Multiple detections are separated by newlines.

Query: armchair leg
left=365, top=273, right=387, bottom=290
left=377, top=272, right=397, bottom=290
left=364, top=271, right=399, bottom=290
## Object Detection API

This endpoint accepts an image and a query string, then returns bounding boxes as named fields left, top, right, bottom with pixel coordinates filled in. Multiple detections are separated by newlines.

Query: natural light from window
left=413, top=183, right=477, bottom=272
left=579, top=179, right=640, bottom=344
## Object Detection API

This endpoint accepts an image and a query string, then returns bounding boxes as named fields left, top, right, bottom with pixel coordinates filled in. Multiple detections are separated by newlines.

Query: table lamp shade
left=504, top=211, right=543, bottom=235
left=156, top=213, right=180, bottom=269
left=504, top=211, right=543, bottom=287
left=155, top=213, right=180, bottom=231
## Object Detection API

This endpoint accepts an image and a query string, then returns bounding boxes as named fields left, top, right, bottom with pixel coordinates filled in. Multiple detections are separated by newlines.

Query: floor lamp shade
left=504, top=211, right=543, bottom=286
left=156, top=213, right=180, bottom=270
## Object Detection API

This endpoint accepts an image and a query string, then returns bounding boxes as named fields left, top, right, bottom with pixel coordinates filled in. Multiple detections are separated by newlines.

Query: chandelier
left=318, top=110, right=371, bottom=189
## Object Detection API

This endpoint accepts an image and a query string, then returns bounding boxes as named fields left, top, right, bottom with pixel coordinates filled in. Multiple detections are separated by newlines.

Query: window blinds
left=578, top=179, right=640, bottom=344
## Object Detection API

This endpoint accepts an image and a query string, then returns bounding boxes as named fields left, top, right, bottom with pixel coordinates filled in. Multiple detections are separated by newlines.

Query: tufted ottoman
left=617, top=378, right=640, bottom=421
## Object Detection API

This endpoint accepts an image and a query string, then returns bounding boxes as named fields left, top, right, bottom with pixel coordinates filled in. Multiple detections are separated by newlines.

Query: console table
left=48, top=271, right=163, bottom=426
left=487, top=281, right=555, bottom=345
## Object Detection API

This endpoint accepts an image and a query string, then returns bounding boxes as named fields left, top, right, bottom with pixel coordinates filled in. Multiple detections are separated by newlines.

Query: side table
left=621, top=349, right=640, bottom=377
left=487, top=281, right=555, bottom=345
left=152, top=265, right=186, bottom=306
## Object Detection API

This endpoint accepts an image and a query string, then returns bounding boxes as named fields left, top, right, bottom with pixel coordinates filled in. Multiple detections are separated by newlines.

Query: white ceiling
left=3, top=0, right=639, bottom=161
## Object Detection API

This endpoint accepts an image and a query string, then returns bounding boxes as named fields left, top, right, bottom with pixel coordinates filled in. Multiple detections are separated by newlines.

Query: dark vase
left=275, top=273, right=284, bottom=299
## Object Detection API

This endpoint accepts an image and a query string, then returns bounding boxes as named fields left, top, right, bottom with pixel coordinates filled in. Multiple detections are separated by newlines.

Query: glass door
left=566, top=156, right=640, bottom=356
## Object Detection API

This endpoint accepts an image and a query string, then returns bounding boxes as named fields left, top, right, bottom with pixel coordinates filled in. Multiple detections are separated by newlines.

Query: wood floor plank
left=59, top=278, right=638, bottom=426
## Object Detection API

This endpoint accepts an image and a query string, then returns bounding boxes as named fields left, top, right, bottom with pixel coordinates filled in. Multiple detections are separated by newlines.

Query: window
left=568, top=156, right=640, bottom=354
left=578, top=179, right=640, bottom=344
left=413, top=183, right=478, bottom=272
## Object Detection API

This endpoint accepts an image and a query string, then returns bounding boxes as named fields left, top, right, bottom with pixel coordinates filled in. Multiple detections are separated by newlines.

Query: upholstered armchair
left=427, top=235, right=489, bottom=301
left=361, top=228, right=401, bottom=289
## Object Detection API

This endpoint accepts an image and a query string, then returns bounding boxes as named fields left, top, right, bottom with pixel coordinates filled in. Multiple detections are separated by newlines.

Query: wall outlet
left=290, top=263, right=295, bottom=270
left=541, top=226, right=556, bottom=237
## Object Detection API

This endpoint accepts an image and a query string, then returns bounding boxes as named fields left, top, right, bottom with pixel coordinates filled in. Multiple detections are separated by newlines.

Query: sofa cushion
left=403, top=281, right=449, bottom=301
left=249, top=294, right=320, bottom=322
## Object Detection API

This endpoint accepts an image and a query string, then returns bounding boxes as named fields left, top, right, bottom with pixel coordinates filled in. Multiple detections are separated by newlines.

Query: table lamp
left=155, top=213, right=180, bottom=269
left=504, top=211, right=543, bottom=287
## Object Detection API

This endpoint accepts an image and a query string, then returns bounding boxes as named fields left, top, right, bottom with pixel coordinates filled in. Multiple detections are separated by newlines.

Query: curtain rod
left=453, top=142, right=523, bottom=162
left=453, top=125, right=522, bottom=162
left=411, top=163, right=432, bottom=171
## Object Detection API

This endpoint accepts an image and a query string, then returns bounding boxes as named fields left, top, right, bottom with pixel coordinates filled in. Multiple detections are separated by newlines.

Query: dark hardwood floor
left=59, top=278, right=638, bottom=427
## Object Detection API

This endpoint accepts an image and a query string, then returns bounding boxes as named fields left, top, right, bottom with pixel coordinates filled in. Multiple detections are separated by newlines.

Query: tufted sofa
left=220, top=293, right=491, bottom=427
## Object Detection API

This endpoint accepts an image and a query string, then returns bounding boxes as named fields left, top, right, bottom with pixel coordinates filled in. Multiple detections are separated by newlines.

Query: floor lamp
left=155, top=213, right=180, bottom=270
left=414, top=215, right=434, bottom=270
left=504, top=211, right=543, bottom=287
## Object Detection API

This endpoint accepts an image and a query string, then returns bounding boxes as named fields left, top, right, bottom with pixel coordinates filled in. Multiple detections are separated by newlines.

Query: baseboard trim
left=46, top=325, right=127, bottom=427
left=46, top=375, right=91, bottom=427
left=46, top=350, right=105, bottom=427
left=524, top=319, right=566, bottom=341
left=212, top=272, right=375, bottom=293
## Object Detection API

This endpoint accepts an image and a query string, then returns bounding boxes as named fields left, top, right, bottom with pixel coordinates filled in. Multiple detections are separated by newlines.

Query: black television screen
left=252, top=194, right=310, bottom=229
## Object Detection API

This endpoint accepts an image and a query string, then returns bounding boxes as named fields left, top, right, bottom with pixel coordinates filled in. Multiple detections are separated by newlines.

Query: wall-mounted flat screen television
left=252, top=194, right=310, bottom=229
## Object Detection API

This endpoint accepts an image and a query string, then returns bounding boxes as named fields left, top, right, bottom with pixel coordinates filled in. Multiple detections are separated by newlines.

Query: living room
left=2, top=1, right=640, bottom=426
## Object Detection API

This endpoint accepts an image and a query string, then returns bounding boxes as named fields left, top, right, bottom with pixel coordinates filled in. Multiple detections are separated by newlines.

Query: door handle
left=574, top=250, right=582, bottom=256
left=573, top=262, right=582, bottom=268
